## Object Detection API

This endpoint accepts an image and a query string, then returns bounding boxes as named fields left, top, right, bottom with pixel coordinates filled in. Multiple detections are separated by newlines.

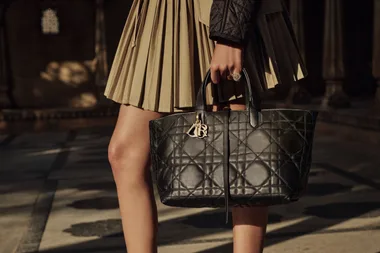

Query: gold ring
left=232, top=72, right=242, bottom=82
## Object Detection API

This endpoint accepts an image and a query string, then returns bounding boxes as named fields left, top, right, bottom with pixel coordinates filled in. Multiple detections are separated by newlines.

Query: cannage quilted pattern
left=210, top=0, right=256, bottom=44
left=149, top=109, right=317, bottom=208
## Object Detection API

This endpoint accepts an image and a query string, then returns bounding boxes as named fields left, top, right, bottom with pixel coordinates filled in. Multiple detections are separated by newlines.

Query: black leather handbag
left=149, top=69, right=318, bottom=222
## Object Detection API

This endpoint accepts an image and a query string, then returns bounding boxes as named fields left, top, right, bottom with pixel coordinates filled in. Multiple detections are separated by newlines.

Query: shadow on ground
left=2, top=128, right=380, bottom=253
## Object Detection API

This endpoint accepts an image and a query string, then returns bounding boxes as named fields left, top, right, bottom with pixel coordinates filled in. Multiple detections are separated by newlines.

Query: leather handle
left=195, top=68, right=261, bottom=127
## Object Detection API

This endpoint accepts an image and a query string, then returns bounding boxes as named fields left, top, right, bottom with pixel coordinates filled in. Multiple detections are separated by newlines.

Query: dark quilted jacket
left=209, top=0, right=256, bottom=45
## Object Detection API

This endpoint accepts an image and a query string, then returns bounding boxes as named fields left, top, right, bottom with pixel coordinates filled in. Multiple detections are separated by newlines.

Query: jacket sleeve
left=209, top=0, right=256, bottom=46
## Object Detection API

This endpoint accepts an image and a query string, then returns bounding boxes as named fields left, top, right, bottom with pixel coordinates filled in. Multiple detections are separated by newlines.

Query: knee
left=108, top=141, right=131, bottom=169
left=108, top=139, right=149, bottom=174
left=108, top=142, right=123, bottom=169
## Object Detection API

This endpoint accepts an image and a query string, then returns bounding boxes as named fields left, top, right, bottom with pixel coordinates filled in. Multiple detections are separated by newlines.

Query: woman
left=105, top=0, right=306, bottom=252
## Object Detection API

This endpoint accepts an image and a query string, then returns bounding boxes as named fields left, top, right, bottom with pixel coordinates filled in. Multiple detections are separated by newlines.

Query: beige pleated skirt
left=104, top=0, right=307, bottom=113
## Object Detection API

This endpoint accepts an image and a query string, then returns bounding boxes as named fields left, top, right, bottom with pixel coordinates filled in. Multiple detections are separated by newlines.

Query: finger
left=233, top=62, right=242, bottom=75
left=232, top=65, right=242, bottom=83
left=219, top=65, right=228, bottom=80
left=228, top=63, right=235, bottom=76
left=227, top=62, right=235, bottom=81
left=232, top=61, right=242, bottom=82
left=210, top=64, right=220, bottom=84
left=233, top=48, right=243, bottom=74
left=233, top=65, right=242, bottom=77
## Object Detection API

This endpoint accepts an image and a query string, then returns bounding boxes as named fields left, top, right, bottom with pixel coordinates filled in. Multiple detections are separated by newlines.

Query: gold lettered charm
left=187, top=114, right=208, bottom=138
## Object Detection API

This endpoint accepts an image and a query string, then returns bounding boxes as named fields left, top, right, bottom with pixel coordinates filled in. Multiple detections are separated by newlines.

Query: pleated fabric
left=104, top=0, right=307, bottom=113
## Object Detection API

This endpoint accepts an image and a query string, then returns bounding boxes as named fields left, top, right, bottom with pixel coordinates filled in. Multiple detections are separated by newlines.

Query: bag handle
left=195, top=68, right=262, bottom=127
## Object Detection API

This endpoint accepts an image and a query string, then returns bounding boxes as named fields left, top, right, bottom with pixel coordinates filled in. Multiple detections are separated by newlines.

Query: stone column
left=94, top=0, right=109, bottom=104
left=0, top=3, right=12, bottom=108
left=374, top=0, right=380, bottom=101
left=287, top=0, right=311, bottom=105
left=289, top=0, right=305, bottom=59
left=322, top=0, right=350, bottom=108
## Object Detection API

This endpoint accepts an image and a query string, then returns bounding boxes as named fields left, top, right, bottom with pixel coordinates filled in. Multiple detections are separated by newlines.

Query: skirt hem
left=104, top=0, right=307, bottom=113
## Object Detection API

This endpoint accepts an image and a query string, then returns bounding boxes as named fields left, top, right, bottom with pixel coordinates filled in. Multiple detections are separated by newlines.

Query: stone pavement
left=1, top=124, right=380, bottom=253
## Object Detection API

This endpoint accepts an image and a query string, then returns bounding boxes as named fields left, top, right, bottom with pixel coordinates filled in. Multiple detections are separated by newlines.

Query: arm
left=209, top=0, right=256, bottom=46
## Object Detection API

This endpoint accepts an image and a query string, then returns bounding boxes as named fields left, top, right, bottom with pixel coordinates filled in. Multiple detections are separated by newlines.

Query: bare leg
left=232, top=206, right=268, bottom=253
left=229, top=103, right=269, bottom=253
left=108, top=105, right=162, bottom=253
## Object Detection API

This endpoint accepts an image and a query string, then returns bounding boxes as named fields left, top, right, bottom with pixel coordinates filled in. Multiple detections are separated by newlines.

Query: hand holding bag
left=149, top=69, right=318, bottom=223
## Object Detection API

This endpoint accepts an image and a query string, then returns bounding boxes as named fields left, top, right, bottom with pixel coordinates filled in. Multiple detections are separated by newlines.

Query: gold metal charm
left=187, top=114, right=208, bottom=138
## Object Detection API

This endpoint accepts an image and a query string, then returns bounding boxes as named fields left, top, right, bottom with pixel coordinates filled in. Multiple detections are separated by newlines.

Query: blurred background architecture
left=0, top=0, right=132, bottom=110
left=0, top=0, right=379, bottom=128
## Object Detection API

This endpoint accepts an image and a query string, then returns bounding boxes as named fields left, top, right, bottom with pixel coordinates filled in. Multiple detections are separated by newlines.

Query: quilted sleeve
left=209, top=0, right=256, bottom=45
